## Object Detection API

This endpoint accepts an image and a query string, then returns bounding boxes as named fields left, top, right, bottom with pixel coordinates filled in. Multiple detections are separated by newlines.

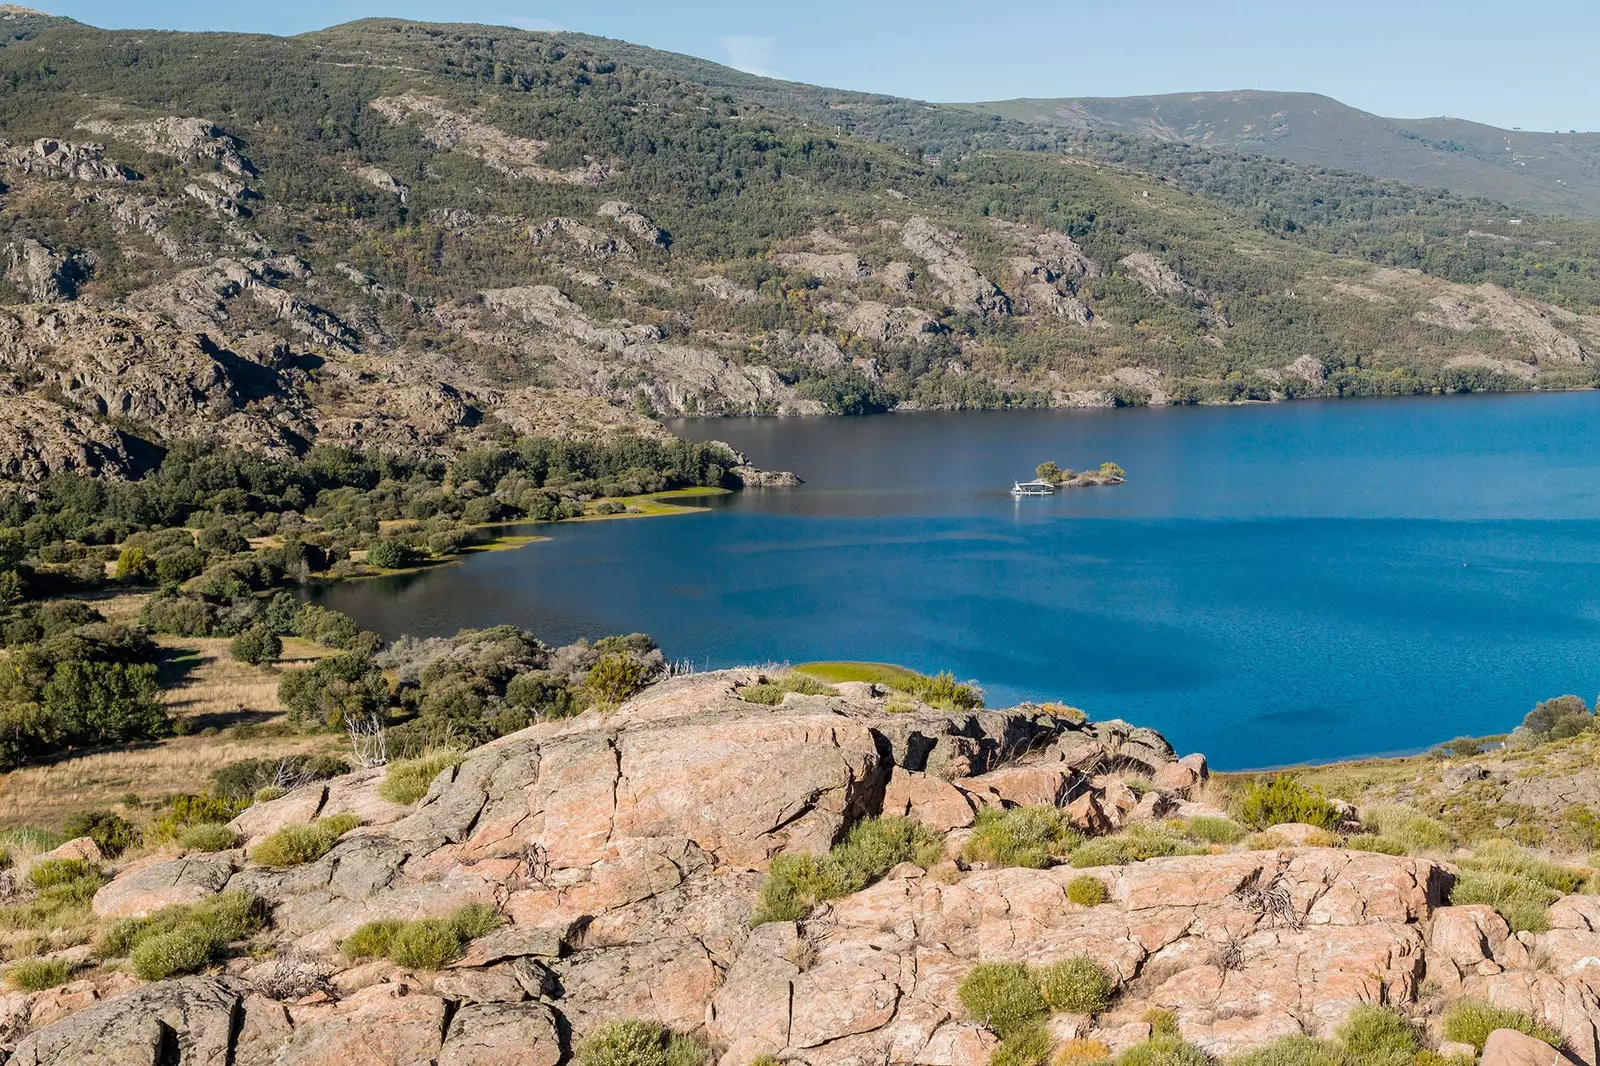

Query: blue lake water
left=312, top=392, right=1600, bottom=769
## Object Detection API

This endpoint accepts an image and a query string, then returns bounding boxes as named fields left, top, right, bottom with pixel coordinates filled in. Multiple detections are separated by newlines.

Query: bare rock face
left=23, top=673, right=1600, bottom=1066
left=901, top=217, right=1009, bottom=318
left=3, top=238, right=80, bottom=301
left=5, top=137, right=135, bottom=181
left=371, top=94, right=613, bottom=186
left=79, top=116, right=255, bottom=175
left=598, top=201, right=667, bottom=247
left=1481, top=1028, right=1563, bottom=1066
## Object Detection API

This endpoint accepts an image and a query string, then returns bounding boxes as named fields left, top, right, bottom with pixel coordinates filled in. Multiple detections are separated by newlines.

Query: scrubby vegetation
left=379, top=753, right=463, bottom=806
left=1235, top=777, right=1340, bottom=831
left=1066, top=875, right=1109, bottom=906
left=737, top=673, right=837, bottom=705
left=250, top=814, right=361, bottom=867
left=751, top=816, right=942, bottom=925
left=1441, top=1001, right=1561, bottom=1052
left=965, top=806, right=1082, bottom=869
left=793, top=662, right=984, bottom=710
left=574, top=1019, right=710, bottom=1066
left=3, top=956, right=72, bottom=991
left=341, top=903, right=503, bottom=970
left=97, top=891, right=266, bottom=981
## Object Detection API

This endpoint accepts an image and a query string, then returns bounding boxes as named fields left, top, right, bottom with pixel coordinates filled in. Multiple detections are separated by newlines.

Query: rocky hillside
left=2, top=670, right=1598, bottom=1066
left=0, top=12, right=1598, bottom=479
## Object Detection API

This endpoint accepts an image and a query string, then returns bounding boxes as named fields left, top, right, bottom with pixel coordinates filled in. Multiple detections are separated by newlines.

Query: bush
left=1335, top=1005, right=1417, bottom=1066
left=388, top=917, right=463, bottom=970
left=1068, top=839, right=1130, bottom=869
left=365, top=539, right=414, bottom=570
left=4, top=957, right=72, bottom=991
left=27, top=858, right=96, bottom=890
left=1116, top=1033, right=1210, bottom=1066
left=1229, top=1036, right=1346, bottom=1066
left=211, top=755, right=350, bottom=801
left=1520, top=695, right=1592, bottom=740
left=1066, top=875, right=1109, bottom=906
left=586, top=652, right=648, bottom=707
left=574, top=1019, right=709, bottom=1066
left=751, top=817, right=942, bottom=925
left=1184, top=816, right=1246, bottom=845
left=1056, top=1039, right=1115, bottom=1066
left=1364, top=804, right=1454, bottom=853
left=61, top=809, right=141, bottom=859
left=341, top=904, right=504, bottom=970
left=959, top=962, right=1048, bottom=1039
left=1236, top=777, right=1339, bottom=830
left=992, top=1024, right=1054, bottom=1066
left=738, top=674, right=836, bottom=705
left=230, top=626, right=283, bottom=665
left=903, top=670, right=984, bottom=711
left=1450, top=872, right=1555, bottom=933
left=378, top=752, right=462, bottom=805
left=102, top=891, right=266, bottom=979
left=177, top=823, right=239, bottom=852
left=147, top=794, right=245, bottom=843
left=965, top=806, right=1082, bottom=869
left=1038, top=955, right=1115, bottom=1014
left=251, top=814, right=360, bottom=867
left=1346, top=835, right=1407, bottom=856
left=1441, top=1001, right=1562, bottom=1052
left=342, top=919, right=404, bottom=959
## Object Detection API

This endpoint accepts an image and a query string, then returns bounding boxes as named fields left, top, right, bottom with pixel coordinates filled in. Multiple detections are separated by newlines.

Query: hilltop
left=0, top=11, right=1596, bottom=479
left=960, top=92, right=1600, bottom=220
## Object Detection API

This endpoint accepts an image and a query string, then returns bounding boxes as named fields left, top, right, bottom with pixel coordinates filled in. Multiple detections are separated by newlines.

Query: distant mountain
left=959, top=92, right=1600, bottom=219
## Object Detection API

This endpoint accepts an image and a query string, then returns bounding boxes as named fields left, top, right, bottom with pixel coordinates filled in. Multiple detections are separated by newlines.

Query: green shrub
left=340, top=904, right=502, bottom=969
left=751, top=816, right=942, bottom=925
left=1184, top=816, right=1246, bottom=845
left=585, top=652, right=649, bottom=706
left=1120, top=823, right=1207, bottom=861
left=1441, top=1001, right=1562, bottom=1052
left=103, top=891, right=266, bottom=979
left=1345, top=835, right=1407, bottom=856
left=177, top=823, right=239, bottom=852
left=1458, top=841, right=1585, bottom=893
left=229, top=626, right=283, bottom=665
left=903, top=670, right=984, bottom=711
left=449, top=901, right=503, bottom=940
left=1449, top=869, right=1560, bottom=934
left=42, top=660, right=171, bottom=745
left=1228, top=1036, right=1347, bottom=1066
left=61, top=809, right=141, bottom=859
left=739, top=674, right=837, bottom=705
left=1117, top=1033, right=1210, bottom=1066
left=250, top=813, right=360, bottom=867
left=147, top=794, right=245, bottom=842
left=992, top=1023, right=1055, bottom=1066
left=1364, top=805, right=1455, bottom=853
left=27, top=858, right=96, bottom=890
left=210, top=755, right=350, bottom=801
left=959, top=962, right=1048, bottom=1039
left=1335, top=1005, right=1417, bottom=1066
left=574, top=1019, right=709, bottom=1066
left=378, top=752, right=463, bottom=805
left=4, top=957, right=72, bottom=991
left=965, top=806, right=1082, bottom=869
left=1067, top=875, right=1108, bottom=906
left=342, top=919, right=405, bottom=959
left=1038, top=955, right=1115, bottom=1014
left=1069, top=839, right=1130, bottom=868
left=1236, top=777, right=1339, bottom=831
left=365, top=539, right=415, bottom=570
left=388, top=917, right=463, bottom=970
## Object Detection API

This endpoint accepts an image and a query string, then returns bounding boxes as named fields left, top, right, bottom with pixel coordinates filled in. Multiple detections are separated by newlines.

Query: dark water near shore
left=312, top=393, right=1600, bottom=769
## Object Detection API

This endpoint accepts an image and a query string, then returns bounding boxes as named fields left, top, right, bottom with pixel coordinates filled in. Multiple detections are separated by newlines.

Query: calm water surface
left=313, top=393, right=1600, bottom=768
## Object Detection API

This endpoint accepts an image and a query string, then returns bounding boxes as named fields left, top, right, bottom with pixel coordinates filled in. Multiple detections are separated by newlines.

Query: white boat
left=1010, top=478, right=1055, bottom=497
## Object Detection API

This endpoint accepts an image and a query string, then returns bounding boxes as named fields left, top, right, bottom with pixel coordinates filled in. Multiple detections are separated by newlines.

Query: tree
left=1035, top=461, right=1061, bottom=483
left=230, top=625, right=283, bottom=666
left=41, top=661, right=171, bottom=745
left=584, top=652, right=648, bottom=707
left=116, top=546, right=156, bottom=582
left=365, top=539, right=414, bottom=570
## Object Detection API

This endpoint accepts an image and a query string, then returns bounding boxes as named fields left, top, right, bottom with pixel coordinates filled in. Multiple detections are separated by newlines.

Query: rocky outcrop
left=901, top=217, right=1009, bottom=317
left=371, top=93, right=613, bottom=186
left=4, top=137, right=135, bottom=181
left=598, top=201, right=666, bottom=247
left=22, top=672, right=1543, bottom=1066
left=78, top=116, right=255, bottom=175
left=351, top=164, right=410, bottom=202
left=3, top=238, right=79, bottom=301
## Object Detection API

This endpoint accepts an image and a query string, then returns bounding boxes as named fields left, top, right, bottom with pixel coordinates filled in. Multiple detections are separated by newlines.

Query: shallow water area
left=312, top=392, right=1600, bottom=769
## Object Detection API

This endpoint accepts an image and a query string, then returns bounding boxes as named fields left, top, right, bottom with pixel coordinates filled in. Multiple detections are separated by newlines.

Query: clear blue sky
left=46, top=0, right=1599, bottom=132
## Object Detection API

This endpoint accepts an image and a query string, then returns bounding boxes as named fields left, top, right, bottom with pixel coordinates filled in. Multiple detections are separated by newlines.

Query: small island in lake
left=1035, top=460, right=1127, bottom=487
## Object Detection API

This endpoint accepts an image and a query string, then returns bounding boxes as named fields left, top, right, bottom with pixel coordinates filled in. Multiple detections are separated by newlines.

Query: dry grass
left=0, top=631, right=341, bottom=831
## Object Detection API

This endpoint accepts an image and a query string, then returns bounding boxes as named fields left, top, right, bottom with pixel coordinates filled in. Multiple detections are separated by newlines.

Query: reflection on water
left=312, top=392, right=1600, bottom=769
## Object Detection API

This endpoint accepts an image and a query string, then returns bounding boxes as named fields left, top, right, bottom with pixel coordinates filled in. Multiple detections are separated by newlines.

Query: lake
left=310, top=392, right=1600, bottom=769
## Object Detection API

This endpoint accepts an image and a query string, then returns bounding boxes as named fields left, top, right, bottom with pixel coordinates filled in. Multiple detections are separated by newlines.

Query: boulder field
left=5, top=672, right=1600, bottom=1065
